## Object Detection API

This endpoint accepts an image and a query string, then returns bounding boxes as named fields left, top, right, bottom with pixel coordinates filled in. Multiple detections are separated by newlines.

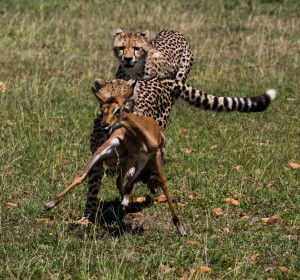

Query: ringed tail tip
left=266, top=89, right=276, bottom=101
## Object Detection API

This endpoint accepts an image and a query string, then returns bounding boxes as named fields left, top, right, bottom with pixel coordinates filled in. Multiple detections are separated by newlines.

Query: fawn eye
left=114, top=107, right=121, bottom=116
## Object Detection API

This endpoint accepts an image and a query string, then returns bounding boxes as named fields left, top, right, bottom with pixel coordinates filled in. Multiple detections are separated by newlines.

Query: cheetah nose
left=124, top=57, right=133, bottom=63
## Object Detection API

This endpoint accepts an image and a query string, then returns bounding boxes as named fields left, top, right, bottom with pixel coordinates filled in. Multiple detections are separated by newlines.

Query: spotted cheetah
left=113, top=29, right=193, bottom=81
left=83, top=78, right=276, bottom=221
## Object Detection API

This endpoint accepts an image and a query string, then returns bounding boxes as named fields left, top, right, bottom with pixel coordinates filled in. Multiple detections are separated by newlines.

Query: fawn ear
left=114, top=29, right=123, bottom=36
left=141, top=30, right=150, bottom=40
left=92, top=79, right=108, bottom=103
left=94, top=79, right=106, bottom=90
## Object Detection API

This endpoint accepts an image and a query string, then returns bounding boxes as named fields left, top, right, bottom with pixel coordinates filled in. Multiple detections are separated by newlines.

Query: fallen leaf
left=72, top=142, right=81, bottom=147
left=187, top=240, right=200, bottom=246
left=232, top=165, right=242, bottom=171
left=11, top=190, right=21, bottom=195
left=181, top=148, right=193, bottom=153
left=159, top=264, right=175, bottom=275
left=188, top=193, right=197, bottom=200
left=278, top=266, right=291, bottom=274
left=267, top=214, right=282, bottom=224
left=177, top=202, right=188, bottom=207
left=0, top=81, right=8, bottom=93
left=199, top=194, right=206, bottom=199
left=56, top=159, right=72, bottom=165
left=11, top=190, right=30, bottom=196
left=196, top=266, right=212, bottom=273
left=224, top=198, right=240, bottom=206
left=223, top=227, right=230, bottom=233
left=131, top=212, right=144, bottom=217
left=181, top=128, right=188, bottom=133
left=260, top=218, right=270, bottom=223
left=210, top=144, right=218, bottom=149
left=74, top=217, right=92, bottom=226
left=249, top=253, right=260, bottom=262
left=5, top=120, right=16, bottom=126
left=189, top=269, right=197, bottom=276
left=135, top=196, right=146, bottom=203
left=214, top=208, right=224, bottom=216
left=261, top=214, right=282, bottom=224
left=154, top=194, right=167, bottom=203
left=35, top=218, right=52, bottom=224
left=286, top=161, right=300, bottom=170
left=240, top=212, right=250, bottom=220
left=240, top=215, right=250, bottom=220
left=6, top=202, right=19, bottom=207
left=240, top=212, right=249, bottom=217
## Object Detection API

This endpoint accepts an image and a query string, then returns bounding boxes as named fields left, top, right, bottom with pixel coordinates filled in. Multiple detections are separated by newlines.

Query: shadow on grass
left=66, top=197, right=153, bottom=238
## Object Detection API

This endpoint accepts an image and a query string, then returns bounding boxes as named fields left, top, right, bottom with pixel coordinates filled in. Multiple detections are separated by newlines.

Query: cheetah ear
left=141, top=30, right=150, bottom=40
left=114, top=29, right=123, bottom=36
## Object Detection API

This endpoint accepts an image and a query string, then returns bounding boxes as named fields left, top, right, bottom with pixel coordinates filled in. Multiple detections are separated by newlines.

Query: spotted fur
left=113, top=29, right=193, bottom=82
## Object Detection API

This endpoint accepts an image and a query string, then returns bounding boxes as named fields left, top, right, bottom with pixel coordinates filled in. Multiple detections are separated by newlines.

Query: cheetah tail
left=176, top=82, right=276, bottom=112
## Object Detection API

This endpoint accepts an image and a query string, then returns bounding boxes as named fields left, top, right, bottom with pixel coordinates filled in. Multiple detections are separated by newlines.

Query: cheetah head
left=112, top=29, right=149, bottom=69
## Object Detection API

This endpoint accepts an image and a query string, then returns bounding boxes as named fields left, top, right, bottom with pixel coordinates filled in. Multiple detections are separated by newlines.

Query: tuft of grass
left=1, top=0, right=299, bottom=279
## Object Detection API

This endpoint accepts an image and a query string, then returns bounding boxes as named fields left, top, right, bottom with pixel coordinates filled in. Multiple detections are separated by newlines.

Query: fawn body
left=45, top=85, right=186, bottom=236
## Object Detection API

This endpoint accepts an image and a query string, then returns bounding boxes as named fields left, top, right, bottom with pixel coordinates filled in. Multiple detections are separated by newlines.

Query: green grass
left=0, top=0, right=299, bottom=279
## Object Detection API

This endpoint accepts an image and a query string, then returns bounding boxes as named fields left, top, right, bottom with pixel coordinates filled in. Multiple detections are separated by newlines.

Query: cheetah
left=83, top=78, right=276, bottom=221
left=113, top=29, right=193, bottom=82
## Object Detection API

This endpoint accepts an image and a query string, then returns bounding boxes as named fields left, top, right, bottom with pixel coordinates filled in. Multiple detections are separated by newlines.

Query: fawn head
left=92, top=79, right=136, bottom=132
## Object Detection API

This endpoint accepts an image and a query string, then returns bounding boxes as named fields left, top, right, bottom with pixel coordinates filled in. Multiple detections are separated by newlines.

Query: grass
left=0, top=0, right=299, bottom=279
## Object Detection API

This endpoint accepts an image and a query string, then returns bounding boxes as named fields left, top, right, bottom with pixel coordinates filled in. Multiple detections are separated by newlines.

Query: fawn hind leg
left=153, top=150, right=186, bottom=236
left=116, top=156, right=136, bottom=199
left=121, top=160, right=148, bottom=210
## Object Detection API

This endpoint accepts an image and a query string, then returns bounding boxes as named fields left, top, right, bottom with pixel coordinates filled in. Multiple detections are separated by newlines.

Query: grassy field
left=1, top=0, right=299, bottom=279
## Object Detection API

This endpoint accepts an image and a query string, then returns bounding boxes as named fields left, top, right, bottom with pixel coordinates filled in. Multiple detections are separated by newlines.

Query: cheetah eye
left=118, top=46, right=125, bottom=51
left=133, top=47, right=140, bottom=51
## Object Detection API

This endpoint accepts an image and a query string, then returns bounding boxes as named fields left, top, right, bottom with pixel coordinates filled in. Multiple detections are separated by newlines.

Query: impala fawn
left=45, top=81, right=186, bottom=236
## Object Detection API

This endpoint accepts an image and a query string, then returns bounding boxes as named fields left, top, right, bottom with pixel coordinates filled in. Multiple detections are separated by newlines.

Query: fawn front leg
left=44, top=137, right=123, bottom=211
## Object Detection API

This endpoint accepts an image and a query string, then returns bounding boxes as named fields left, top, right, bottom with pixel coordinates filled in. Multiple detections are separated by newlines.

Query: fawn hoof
left=44, top=200, right=56, bottom=211
left=126, top=167, right=136, bottom=178
left=121, top=197, right=130, bottom=211
left=44, top=196, right=61, bottom=211
left=177, top=225, right=187, bottom=237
